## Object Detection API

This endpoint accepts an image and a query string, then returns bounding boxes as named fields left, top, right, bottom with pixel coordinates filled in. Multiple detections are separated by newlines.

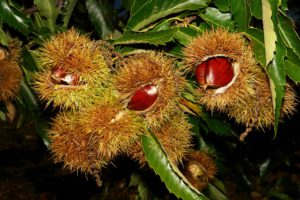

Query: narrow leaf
left=199, top=7, right=235, bottom=29
left=141, top=133, right=209, bottom=200
left=200, top=110, right=233, bottom=137
left=249, top=0, right=262, bottom=19
left=127, top=0, right=209, bottom=31
left=267, top=43, right=286, bottom=136
left=278, top=13, right=300, bottom=59
left=229, top=0, right=250, bottom=31
left=21, top=48, right=39, bottom=72
left=33, top=12, right=48, bottom=32
left=113, top=28, right=179, bottom=46
left=0, top=0, right=33, bottom=36
left=86, top=0, right=115, bottom=39
left=174, top=27, right=202, bottom=46
left=284, top=48, right=300, bottom=83
left=62, top=0, right=77, bottom=28
left=261, top=0, right=277, bottom=66
left=34, top=0, right=59, bottom=33
left=244, top=28, right=266, bottom=66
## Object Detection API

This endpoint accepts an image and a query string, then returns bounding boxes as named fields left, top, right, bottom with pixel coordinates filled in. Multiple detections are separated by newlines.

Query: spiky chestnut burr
left=114, top=51, right=185, bottom=127
left=128, top=112, right=193, bottom=167
left=78, top=99, right=145, bottom=159
left=0, top=40, right=23, bottom=102
left=227, top=69, right=298, bottom=131
left=182, top=151, right=217, bottom=191
left=49, top=111, right=109, bottom=177
left=184, top=29, right=298, bottom=135
left=92, top=40, right=122, bottom=70
left=49, top=96, right=144, bottom=187
left=183, top=28, right=258, bottom=112
left=34, top=28, right=112, bottom=110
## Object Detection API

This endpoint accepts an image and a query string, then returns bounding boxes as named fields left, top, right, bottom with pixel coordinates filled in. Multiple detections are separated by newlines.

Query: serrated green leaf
left=213, top=0, right=229, bottom=12
left=229, top=0, right=250, bottom=31
left=113, top=28, right=179, bottom=45
left=201, top=110, right=233, bottom=137
left=244, top=28, right=266, bottom=66
left=267, top=43, right=286, bottom=136
left=62, top=0, right=77, bottom=28
left=261, top=0, right=277, bottom=66
left=174, top=27, right=202, bottom=46
left=34, top=0, right=59, bottom=33
left=151, top=19, right=172, bottom=32
left=262, top=0, right=288, bottom=136
left=278, top=13, right=300, bottom=59
left=0, top=0, right=33, bottom=36
left=199, top=7, right=235, bottom=29
left=284, top=48, right=300, bottom=83
left=249, top=0, right=262, bottom=19
left=141, top=133, right=209, bottom=200
left=86, top=0, right=115, bottom=39
left=127, top=0, right=209, bottom=31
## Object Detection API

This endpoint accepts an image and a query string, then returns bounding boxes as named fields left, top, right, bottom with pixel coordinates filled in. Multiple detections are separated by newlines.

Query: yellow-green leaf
left=261, top=0, right=277, bottom=66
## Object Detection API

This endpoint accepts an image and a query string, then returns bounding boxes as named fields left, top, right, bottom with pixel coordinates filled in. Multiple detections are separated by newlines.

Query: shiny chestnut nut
left=51, top=66, right=79, bottom=85
left=195, top=57, right=234, bottom=89
left=127, top=84, right=158, bottom=111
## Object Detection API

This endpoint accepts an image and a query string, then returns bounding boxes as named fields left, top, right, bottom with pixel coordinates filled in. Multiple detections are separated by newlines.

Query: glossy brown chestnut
left=127, top=84, right=158, bottom=111
left=51, top=66, right=79, bottom=85
left=195, top=57, right=234, bottom=89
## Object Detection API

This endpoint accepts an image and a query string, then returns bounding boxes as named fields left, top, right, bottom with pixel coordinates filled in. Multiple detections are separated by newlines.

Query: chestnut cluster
left=34, top=28, right=216, bottom=191
left=32, top=27, right=299, bottom=192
